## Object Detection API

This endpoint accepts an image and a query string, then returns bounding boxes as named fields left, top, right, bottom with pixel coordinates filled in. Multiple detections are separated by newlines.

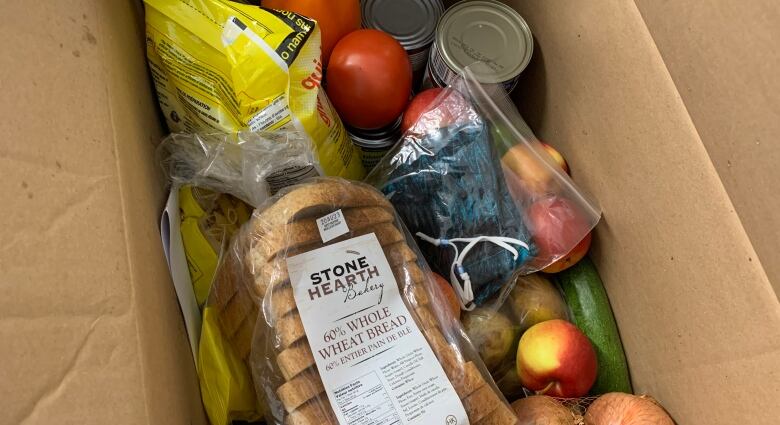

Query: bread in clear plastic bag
left=366, top=66, right=601, bottom=310
left=210, top=177, right=519, bottom=425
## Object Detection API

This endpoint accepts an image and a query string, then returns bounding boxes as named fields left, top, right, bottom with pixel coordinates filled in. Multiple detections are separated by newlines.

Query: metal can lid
left=362, top=0, right=444, bottom=51
left=347, top=116, right=403, bottom=148
left=435, top=0, right=533, bottom=84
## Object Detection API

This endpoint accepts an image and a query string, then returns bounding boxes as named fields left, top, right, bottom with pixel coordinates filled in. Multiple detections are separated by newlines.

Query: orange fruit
left=261, top=0, right=361, bottom=64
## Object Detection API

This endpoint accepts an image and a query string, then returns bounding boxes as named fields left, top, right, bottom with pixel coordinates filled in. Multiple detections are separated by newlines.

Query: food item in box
left=543, top=232, right=592, bottom=274
left=326, top=29, right=412, bottom=130
left=541, top=142, right=571, bottom=176
left=369, top=74, right=602, bottom=308
left=507, top=273, right=570, bottom=333
left=462, top=308, right=517, bottom=372
left=585, top=393, right=675, bottom=425
left=346, top=118, right=401, bottom=173
left=159, top=131, right=325, bottom=425
left=361, top=0, right=444, bottom=88
left=401, top=87, right=469, bottom=133
left=556, top=257, right=632, bottom=394
left=366, top=88, right=534, bottom=308
left=210, top=178, right=517, bottom=425
left=261, top=0, right=361, bottom=64
left=179, top=185, right=252, bottom=307
left=510, top=395, right=579, bottom=424
left=516, top=319, right=598, bottom=398
left=526, top=195, right=593, bottom=268
left=432, top=272, right=462, bottom=319
left=144, top=0, right=364, bottom=179
left=424, top=0, right=533, bottom=92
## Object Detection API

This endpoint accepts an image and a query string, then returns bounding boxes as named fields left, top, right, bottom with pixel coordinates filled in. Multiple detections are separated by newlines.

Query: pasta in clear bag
left=210, top=177, right=519, bottom=425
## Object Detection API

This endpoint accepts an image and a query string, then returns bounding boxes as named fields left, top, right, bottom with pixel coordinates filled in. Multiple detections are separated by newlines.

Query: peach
left=516, top=319, right=597, bottom=398
left=543, top=231, right=592, bottom=273
left=541, top=142, right=571, bottom=176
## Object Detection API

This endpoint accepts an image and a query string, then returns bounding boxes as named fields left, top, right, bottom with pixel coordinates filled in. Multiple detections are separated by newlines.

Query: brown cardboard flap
left=635, top=0, right=780, bottom=294
left=508, top=0, right=780, bottom=423
left=0, top=0, right=204, bottom=424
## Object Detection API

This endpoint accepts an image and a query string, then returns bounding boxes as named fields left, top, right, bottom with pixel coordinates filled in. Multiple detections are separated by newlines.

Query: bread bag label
left=316, top=209, right=350, bottom=243
left=286, top=234, right=468, bottom=425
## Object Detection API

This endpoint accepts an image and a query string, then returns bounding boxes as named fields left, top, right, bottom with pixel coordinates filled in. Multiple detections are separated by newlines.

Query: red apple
left=400, top=88, right=471, bottom=134
left=541, top=142, right=571, bottom=176
left=516, top=319, right=597, bottom=398
left=401, top=88, right=445, bottom=133
left=432, top=272, right=461, bottom=320
left=543, top=231, right=592, bottom=273
left=526, top=195, right=591, bottom=267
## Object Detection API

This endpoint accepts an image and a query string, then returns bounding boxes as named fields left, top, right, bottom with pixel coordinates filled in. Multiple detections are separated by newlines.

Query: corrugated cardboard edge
left=0, top=0, right=205, bottom=423
left=99, top=1, right=208, bottom=424
left=507, top=0, right=780, bottom=423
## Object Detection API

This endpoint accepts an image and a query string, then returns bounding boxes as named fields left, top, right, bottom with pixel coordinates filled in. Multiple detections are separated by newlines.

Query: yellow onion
left=511, top=395, right=581, bottom=424
left=584, top=393, right=675, bottom=425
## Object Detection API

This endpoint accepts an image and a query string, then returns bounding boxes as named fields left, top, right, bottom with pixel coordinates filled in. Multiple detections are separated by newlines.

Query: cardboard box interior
left=0, top=0, right=777, bottom=424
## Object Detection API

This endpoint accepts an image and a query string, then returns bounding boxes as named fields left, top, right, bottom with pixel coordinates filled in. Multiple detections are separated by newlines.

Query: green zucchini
left=554, top=257, right=633, bottom=394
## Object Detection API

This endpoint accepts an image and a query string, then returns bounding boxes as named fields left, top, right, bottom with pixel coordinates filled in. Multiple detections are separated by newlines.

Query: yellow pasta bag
left=144, top=0, right=364, bottom=179
left=177, top=185, right=263, bottom=424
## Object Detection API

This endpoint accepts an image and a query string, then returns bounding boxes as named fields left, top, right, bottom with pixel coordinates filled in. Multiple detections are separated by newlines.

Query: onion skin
left=511, top=396, right=578, bottom=425
left=584, top=393, right=675, bottom=425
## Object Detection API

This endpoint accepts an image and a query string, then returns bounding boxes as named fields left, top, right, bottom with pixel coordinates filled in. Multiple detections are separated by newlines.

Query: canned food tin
left=361, top=0, right=445, bottom=86
left=347, top=117, right=402, bottom=172
left=426, top=0, right=533, bottom=92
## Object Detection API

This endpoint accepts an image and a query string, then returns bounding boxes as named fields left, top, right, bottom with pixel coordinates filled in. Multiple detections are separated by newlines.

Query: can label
left=357, top=145, right=394, bottom=173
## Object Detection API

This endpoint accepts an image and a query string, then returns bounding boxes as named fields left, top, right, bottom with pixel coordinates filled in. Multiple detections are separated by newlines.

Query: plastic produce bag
left=158, top=131, right=320, bottom=208
left=366, top=67, right=600, bottom=309
left=144, top=0, right=365, bottom=179
left=209, top=178, right=518, bottom=425
left=158, top=130, right=320, bottom=425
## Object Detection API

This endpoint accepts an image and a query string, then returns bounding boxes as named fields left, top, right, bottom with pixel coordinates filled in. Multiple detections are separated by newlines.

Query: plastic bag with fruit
left=366, top=65, right=601, bottom=310
left=466, top=258, right=633, bottom=405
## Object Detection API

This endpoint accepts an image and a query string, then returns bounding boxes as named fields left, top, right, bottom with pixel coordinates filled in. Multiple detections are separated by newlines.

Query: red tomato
left=325, top=29, right=412, bottom=130
left=261, top=0, right=360, bottom=64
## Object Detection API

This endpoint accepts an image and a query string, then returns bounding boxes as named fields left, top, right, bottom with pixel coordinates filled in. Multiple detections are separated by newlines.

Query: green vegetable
left=554, top=257, right=633, bottom=394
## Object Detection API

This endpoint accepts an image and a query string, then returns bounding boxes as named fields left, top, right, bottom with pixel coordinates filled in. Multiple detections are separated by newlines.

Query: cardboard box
left=0, top=0, right=777, bottom=424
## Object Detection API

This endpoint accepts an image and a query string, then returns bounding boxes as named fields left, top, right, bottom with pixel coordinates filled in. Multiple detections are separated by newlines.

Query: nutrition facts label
left=335, top=372, right=401, bottom=425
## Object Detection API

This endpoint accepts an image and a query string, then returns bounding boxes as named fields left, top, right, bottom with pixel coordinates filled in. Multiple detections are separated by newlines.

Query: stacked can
left=361, top=0, right=445, bottom=90
left=424, top=0, right=534, bottom=93
left=347, top=117, right=403, bottom=173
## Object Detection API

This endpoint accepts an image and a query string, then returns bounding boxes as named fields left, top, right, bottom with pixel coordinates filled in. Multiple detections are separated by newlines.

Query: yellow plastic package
left=179, top=185, right=251, bottom=308
left=144, top=0, right=365, bottom=179
left=177, top=185, right=263, bottom=424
